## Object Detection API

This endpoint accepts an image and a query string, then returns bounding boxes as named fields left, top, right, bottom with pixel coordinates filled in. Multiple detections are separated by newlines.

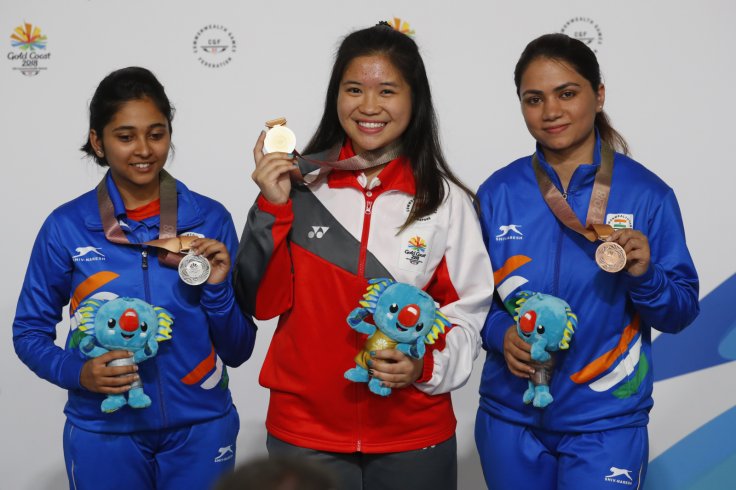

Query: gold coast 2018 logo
left=193, top=25, right=236, bottom=68
left=8, top=22, right=51, bottom=76
left=561, top=17, right=603, bottom=52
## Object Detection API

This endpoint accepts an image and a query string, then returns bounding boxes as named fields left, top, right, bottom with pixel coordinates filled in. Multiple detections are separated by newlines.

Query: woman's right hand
left=80, top=350, right=139, bottom=394
left=251, top=131, right=298, bottom=204
left=503, top=325, right=535, bottom=378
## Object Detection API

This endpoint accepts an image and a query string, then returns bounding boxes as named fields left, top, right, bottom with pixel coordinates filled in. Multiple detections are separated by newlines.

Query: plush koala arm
left=79, top=336, right=109, bottom=358
left=346, top=308, right=376, bottom=335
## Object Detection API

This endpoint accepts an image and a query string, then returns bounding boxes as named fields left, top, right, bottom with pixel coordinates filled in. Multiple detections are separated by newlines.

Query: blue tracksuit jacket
left=13, top=172, right=257, bottom=433
left=476, top=139, right=699, bottom=432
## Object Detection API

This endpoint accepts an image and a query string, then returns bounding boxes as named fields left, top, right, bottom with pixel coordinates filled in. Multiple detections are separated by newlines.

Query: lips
left=395, top=323, right=408, bottom=332
left=356, top=121, right=387, bottom=134
left=121, top=333, right=134, bottom=340
left=543, top=124, right=569, bottom=134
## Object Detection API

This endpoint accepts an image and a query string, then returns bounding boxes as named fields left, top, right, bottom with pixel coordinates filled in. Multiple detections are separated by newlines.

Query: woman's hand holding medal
left=187, top=237, right=232, bottom=285
left=604, top=229, right=651, bottom=277
left=252, top=118, right=298, bottom=205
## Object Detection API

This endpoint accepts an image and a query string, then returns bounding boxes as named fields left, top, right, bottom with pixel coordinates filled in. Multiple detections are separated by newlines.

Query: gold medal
left=264, top=117, right=296, bottom=154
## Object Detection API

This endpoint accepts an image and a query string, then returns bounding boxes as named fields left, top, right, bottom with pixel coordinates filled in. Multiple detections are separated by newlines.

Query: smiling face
left=89, top=97, right=170, bottom=204
left=519, top=57, right=604, bottom=164
left=337, top=54, right=412, bottom=154
left=373, top=283, right=435, bottom=343
left=93, top=298, right=157, bottom=351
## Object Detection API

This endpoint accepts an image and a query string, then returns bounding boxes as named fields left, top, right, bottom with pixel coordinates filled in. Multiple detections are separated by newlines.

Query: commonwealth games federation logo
left=561, top=17, right=603, bottom=52
left=193, top=24, right=236, bottom=68
left=7, top=22, right=51, bottom=76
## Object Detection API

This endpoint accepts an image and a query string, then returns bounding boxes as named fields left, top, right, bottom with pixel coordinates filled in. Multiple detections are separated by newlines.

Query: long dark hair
left=304, top=23, right=475, bottom=227
left=514, top=33, right=629, bottom=155
left=81, top=66, right=174, bottom=167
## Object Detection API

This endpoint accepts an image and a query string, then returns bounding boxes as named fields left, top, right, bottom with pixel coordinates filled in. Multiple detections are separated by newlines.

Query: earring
left=96, top=150, right=104, bottom=157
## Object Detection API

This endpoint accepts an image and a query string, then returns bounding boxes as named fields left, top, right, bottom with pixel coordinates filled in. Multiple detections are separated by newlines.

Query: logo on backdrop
left=192, top=24, right=236, bottom=68
left=7, top=22, right=51, bottom=76
left=561, top=17, right=603, bottom=52
left=387, top=17, right=415, bottom=37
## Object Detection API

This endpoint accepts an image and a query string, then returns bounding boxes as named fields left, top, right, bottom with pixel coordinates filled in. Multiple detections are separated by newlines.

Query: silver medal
left=178, top=252, right=211, bottom=285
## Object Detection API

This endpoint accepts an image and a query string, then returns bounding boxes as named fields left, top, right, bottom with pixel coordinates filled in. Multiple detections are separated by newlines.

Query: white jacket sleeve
left=415, top=187, right=494, bottom=395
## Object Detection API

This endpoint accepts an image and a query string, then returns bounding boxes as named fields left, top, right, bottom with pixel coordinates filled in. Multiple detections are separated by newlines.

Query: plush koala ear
left=358, top=278, right=395, bottom=312
left=504, top=290, right=535, bottom=317
left=425, top=310, right=452, bottom=345
left=154, top=307, right=174, bottom=342
left=558, top=307, right=578, bottom=350
left=76, top=298, right=107, bottom=337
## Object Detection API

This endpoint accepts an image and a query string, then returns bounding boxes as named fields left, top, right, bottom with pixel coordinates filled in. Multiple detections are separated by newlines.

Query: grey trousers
left=266, top=433, right=457, bottom=490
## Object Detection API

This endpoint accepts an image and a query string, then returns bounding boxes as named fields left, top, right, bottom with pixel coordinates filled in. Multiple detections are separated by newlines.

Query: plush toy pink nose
left=520, top=310, right=536, bottom=334
left=119, top=308, right=139, bottom=332
left=398, top=304, right=420, bottom=326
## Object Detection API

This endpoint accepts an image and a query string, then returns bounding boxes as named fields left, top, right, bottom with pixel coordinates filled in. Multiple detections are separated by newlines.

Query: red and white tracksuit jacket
left=234, top=148, right=493, bottom=453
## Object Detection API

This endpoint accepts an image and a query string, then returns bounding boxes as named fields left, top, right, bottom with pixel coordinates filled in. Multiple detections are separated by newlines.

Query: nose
left=398, top=304, right=420, bottom=326
left=119, top=308, right=140, bottom=332
left=542, top=98, right=562, bottom=121
left=358, top=92, right=380, bottom=115
left=134, top=136, right=153, bottom=157
left=519, top=310, right=536, bottom=334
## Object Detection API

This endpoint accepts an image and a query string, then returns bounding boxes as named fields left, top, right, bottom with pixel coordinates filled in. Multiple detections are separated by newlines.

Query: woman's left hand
left=607, top=229, right=651, bottom=277
left=368, top=349, right=424, bottom=390
left=189, top=238, right=231, bottom=285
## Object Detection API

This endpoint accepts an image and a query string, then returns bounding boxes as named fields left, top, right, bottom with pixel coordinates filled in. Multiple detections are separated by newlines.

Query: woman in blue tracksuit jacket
left=474, top=34, right=699, bottom=489
left=12, top=67, right=257, bottom=490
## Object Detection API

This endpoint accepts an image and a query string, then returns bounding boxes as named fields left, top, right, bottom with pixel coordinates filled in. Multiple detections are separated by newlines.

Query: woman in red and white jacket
left=234, top=23, right=493, bottom=490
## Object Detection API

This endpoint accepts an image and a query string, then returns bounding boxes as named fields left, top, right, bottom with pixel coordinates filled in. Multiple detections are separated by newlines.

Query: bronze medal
left=595, top=241, right=626, bottom=273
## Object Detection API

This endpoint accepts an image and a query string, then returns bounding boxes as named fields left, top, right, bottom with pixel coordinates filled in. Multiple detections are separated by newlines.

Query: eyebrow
left=342, top=80, right=401, bottom=87
left=522, top=82, right=582, bottom=97
left=111, top=123, right=168, bottom=132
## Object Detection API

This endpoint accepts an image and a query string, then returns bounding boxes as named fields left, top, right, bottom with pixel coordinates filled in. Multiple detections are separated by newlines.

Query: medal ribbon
left=291, top=140, right=403, bottom=184
left=96, top=170, right=190, bottom=267
left=532, top=143, right=615, bottom=242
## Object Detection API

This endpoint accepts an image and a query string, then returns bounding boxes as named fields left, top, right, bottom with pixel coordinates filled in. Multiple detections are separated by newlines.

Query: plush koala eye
left=389, top=304, right=399, bottom=313
left=536, top=324, right=545, bottom=334
left=415, top=323, right=424, bottom=331
left=140, top=322, right=148, bottom=332
left=107, top=319, right=116, bottom=328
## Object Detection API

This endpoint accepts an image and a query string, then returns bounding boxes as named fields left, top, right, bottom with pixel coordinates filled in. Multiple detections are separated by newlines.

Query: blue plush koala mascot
left=76, top=297, right=174, bottom=413
left=508, top=291, right=577, bottom=408
left=344, top=278, right=451, bottom=396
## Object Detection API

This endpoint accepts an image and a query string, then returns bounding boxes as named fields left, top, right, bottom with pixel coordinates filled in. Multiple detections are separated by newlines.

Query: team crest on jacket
left=399, top=235, right=428, bottom=272
left=606, top=214, right=634, bottom=230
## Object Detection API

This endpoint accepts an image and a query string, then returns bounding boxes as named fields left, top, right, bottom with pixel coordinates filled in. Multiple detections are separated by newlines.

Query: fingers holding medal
left=252, top=117, right=299, bottom=205
left=606, top=229, right=651, bottom=277
left=181, top=238, right=231, bottom=285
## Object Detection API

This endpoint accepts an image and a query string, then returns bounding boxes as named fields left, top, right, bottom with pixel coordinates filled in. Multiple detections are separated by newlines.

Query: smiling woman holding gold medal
left=474, top=34, right=700, bottom=489
left=234, top=23, right=493, bottom=490
left=12, top=67, right=257, bottom=490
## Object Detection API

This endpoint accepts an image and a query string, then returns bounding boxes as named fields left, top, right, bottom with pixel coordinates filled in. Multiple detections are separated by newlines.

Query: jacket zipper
left=357, top=193, right=376, bottom=278
left=142, top=246, right=168, bottom=428
left=356, top=190, right=378, bottom=451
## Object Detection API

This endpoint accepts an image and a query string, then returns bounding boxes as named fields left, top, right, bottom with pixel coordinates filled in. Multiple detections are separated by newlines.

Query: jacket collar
left=84, top=170, right=204, bottom=230
left=534, top=131, right=602, bottom=190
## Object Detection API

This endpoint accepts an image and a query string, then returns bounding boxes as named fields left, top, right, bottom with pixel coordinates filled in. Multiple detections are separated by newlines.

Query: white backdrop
left=2, top=1, right=734, bottom=489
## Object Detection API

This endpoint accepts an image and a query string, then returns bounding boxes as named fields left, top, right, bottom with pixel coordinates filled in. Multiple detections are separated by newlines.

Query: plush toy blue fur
left=344, top=278, right=451, bottom=396
left=508, top=291, right=577, bottom=408
left=76, top=297, right=173, bottom=413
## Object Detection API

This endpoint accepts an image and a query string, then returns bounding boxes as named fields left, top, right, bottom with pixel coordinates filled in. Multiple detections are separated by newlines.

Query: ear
left=596, top=84, right=606, bottom=113
left=89, top=129, right=104, bottom=156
